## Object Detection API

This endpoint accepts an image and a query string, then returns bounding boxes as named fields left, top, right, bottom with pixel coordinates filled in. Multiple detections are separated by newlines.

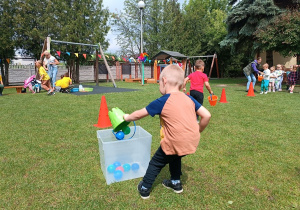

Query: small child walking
left=287, top=65, right=299, bottom=94
left=182, top=59, right=213, bottom=105
left=275, top=64, right=284, bottom=91
left=260, top=63, right=270, bottom=94
left=269, top=66, right=277, bottom=92
left=123, top=65, right=211, bottom=199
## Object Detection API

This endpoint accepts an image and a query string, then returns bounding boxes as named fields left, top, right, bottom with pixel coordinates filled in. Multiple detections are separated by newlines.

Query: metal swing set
left=41, top=37, right=117, bottom=87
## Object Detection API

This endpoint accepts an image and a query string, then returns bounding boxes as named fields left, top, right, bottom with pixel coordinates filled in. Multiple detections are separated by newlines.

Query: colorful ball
left=114, top=170, right=123, bottom=180
left=123, top=163, right=131, bottom=172
left=131, top=163, right=139, bottom=171
left=113, top=161, right=121, bottom=167
left=116, top=166, right=124, bottom=172
left=107, top=164, right=115, bottom=173
left=122, top=126, right=131, bottom=135
left=115, top=131, right=125, bottom=140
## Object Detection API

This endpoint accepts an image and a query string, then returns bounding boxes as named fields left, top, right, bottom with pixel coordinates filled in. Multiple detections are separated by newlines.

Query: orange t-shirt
left=146, top=92, right=201, bottom=156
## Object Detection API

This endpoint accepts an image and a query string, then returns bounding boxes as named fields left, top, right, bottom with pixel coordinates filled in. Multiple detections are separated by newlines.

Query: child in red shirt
left=183, top=59, right=213, bottom=105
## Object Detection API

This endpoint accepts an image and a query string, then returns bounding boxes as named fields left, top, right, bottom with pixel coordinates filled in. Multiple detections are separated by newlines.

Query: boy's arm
left=196, top=106, right=211, bottom=133
left=182, top=77, right=190, bottom=92
left=123, top=108, right=149, bottom=122
left=204, top=81, right=213, bottom=94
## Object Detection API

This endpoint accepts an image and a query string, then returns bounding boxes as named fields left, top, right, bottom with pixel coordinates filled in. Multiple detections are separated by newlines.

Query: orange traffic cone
left=247, top=82, right=256, bottom=97
left=94, top=95, right=112, bottom=128
left=219, top=88, right=228, bottom=103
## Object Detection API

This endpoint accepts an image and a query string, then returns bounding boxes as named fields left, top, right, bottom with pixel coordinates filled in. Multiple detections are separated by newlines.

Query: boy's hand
left=123, top=114, right=130, bottom=122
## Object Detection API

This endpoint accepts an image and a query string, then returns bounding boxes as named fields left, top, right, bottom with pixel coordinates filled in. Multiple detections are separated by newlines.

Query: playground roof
left=152, top=50, right=187, bottom=60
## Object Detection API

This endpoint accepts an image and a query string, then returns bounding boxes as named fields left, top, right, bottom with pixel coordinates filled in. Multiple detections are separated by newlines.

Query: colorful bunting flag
left=149, top=60, right=151, bottom=63
left=75, top=53, right=79, bottom=57
left=91, top=55, right=95, bottom=59
left=83, top=54, right=87, bottom=59
left=98, top=54, right=102, bottom=59
left=56, top=51, right=61, bottom=57
left=105, top=55, right=109, bottom=59
left=6, top=58, right=10, bottom=64
left=66, top=52, right=70, bottom=56
left=129, top=59, right=131, bottom=63
left=122, top=57, right=126, bottom=62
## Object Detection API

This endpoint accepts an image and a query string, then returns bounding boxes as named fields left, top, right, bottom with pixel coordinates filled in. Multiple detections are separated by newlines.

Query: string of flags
left=47, top=51, right=153, bottom=63
left=0, top=59, right=10, bottom=64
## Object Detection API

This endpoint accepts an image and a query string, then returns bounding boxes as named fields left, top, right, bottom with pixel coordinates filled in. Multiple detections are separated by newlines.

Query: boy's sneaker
left=47, top=89, right=52, bottom=94
left=162, top=179, right=183, bottom=193
left=264, top=91, right=268, bottom=94
left=137, top=181, right=150, bottom=199
left=260, top=92, right=263, bottom=94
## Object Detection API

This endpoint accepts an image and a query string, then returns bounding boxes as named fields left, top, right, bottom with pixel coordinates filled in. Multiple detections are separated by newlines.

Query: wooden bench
left=4, top=86, right=24, bottom=93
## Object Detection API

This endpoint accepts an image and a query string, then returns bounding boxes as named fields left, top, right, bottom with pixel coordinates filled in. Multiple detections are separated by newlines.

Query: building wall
left=258, top=51, right=297, bottom=68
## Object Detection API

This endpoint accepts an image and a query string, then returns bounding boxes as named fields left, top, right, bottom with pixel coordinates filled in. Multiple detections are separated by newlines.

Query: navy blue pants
left=142, top=146, right=183, bottom=189
left=190, top=90, right=204, bottom=105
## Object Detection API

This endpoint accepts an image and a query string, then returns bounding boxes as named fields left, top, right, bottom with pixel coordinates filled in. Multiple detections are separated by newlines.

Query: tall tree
left=111, top=0, right=142, bottom=56
left=255, top=9, right=300, bottom=57
left=220, top=0, right=281, bottom=57
left=157, top=0, right=184, bottom=54
left=0, top=0, right=16, bottom=85
left=181, top=0, right=229, bottom=56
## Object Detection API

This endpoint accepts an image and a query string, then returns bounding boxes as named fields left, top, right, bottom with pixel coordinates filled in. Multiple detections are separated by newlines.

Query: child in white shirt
left=260, top=63, right=270, bottom=94
left=275, top=64, right=284, bottom=91
left=269, top=66, right=277, bottom=92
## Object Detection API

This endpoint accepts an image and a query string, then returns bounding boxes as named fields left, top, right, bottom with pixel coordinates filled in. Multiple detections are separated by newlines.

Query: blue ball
left=131, top=163, right=139, bottom=171
left=113, top=161, right=121, bottom=167
left=123, top=163, right=131, bottom=172
left=114, top=170, right=123, bottom=180
left=107, top=164, right=115, bottom=173
left=115, top=131, right=125, bottom=140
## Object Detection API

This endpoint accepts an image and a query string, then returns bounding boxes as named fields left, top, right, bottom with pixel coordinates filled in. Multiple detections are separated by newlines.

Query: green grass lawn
left=1, top=79, right=299, bottom=209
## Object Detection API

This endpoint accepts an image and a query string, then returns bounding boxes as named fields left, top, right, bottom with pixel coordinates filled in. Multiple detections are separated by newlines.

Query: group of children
left=24, top=60, right=73, bottom=94
left=260, top=63, right=298, bottom=94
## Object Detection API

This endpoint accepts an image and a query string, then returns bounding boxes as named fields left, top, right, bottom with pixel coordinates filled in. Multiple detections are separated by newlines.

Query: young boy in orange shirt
left=123, top=64, right=211, bottom=199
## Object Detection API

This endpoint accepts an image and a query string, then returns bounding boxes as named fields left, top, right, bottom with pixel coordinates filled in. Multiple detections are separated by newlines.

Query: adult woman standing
left=243, top=57, right=263, bottom=92
left=43, top=51, right=59, bottom=90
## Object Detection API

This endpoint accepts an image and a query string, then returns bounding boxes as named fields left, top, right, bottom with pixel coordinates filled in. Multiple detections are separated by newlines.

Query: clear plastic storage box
left=97, top=126, right=152, bottom=185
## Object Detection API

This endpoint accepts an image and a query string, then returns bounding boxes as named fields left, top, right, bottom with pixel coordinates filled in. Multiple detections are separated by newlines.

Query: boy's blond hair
left=270, top=66, right=275, bottom=71
left=160, top=64, right=184, bottom=88
left=195, top=59, right=205, bottom=70
left=263, top=63, right=269, bottom=68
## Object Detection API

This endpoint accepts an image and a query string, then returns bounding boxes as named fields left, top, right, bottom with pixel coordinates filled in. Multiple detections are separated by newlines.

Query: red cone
left=219, top=88, right=228, bottom=103
left=94, top=95, right=112, bottom=128
left=247, top=82, right=256, bottom=97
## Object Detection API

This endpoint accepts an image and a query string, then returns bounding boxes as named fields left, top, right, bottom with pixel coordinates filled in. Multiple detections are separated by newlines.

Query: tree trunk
left=75, top=60, right=79, bottom=84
